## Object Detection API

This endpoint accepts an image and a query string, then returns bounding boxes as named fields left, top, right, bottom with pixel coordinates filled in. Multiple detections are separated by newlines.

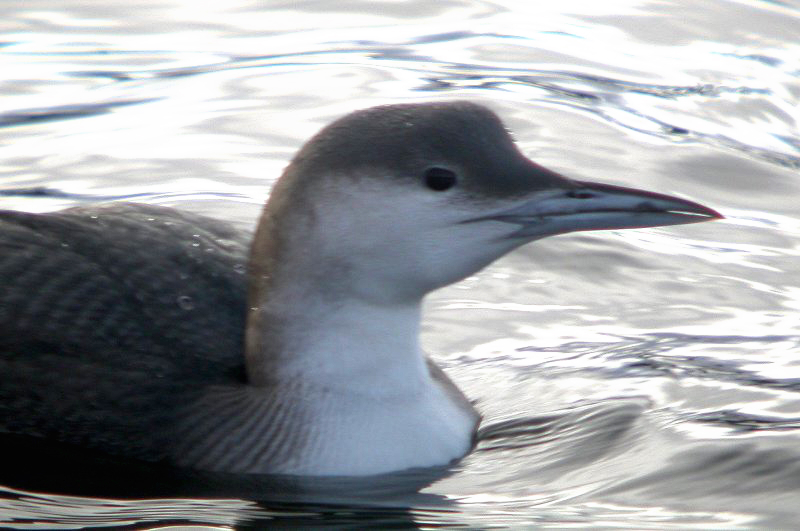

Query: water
left=1, top=0, right=799, bottom=528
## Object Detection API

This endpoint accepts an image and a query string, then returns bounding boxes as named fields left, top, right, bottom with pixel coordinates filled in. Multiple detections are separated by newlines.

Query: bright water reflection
left=2, top=0, right=800, bottom=528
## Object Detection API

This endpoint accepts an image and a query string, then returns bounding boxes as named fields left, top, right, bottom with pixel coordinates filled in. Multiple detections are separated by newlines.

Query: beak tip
left=687, top=203, right=724, bottom=222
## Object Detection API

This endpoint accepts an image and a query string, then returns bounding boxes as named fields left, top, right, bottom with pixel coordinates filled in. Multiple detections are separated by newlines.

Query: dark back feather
left=0, top=203, right=251, bottom=459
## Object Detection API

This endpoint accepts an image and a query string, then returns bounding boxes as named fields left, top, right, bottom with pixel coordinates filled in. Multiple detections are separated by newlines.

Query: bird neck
left=246, top=291, right=428, bottom=394
left=244, top=203, right=430, bottom=394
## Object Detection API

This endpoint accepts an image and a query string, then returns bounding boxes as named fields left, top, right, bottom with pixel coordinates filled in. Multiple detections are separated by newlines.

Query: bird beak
left=474, top=179, right=723, bottom=240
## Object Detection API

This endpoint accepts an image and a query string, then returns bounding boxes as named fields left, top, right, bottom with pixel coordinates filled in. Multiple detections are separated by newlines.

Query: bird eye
left=423, top=167, right=457, bottom=191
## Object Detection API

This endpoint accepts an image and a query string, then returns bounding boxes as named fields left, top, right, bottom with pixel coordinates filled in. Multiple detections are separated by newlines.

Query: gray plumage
left=0, top=203, right=250, bottom=461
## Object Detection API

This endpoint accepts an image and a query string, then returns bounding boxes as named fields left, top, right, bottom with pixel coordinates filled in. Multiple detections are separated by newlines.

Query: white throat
left=252, top=299, right=426, bottom=391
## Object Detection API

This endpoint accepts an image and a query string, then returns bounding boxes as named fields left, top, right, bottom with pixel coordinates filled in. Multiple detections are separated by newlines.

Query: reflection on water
left=2, top=487, right=263, bottom=529
left=2, top=0, right=800, bottom=528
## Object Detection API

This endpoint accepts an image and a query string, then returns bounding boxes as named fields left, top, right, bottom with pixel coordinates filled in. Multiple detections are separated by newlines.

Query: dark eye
left=423, top=167, right=457, bottom=191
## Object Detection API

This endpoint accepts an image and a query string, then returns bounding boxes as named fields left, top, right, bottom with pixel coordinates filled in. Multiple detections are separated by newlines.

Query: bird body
left=0, top=102, right=720, bottom=476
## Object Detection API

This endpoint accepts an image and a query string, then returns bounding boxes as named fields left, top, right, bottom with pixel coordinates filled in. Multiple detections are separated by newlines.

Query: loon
left=0, top=101, right=721, bottom=477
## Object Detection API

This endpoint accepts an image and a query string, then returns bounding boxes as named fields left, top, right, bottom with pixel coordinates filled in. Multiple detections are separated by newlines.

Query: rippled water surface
left=2, top=0, right=800, bottom=528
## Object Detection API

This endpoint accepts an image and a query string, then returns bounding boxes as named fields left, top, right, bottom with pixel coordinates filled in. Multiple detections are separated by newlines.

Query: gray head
left=285, top=101, right=566, bottom=200
left=251, top=101, right=721, bottom=306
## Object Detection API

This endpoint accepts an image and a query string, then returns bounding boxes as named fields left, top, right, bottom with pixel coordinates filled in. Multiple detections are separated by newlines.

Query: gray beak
left=478, top=179, right=723, bottom=240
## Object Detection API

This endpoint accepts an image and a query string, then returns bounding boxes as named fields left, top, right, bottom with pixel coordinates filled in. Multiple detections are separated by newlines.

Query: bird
left=0, top=101, right=721, bottom=478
